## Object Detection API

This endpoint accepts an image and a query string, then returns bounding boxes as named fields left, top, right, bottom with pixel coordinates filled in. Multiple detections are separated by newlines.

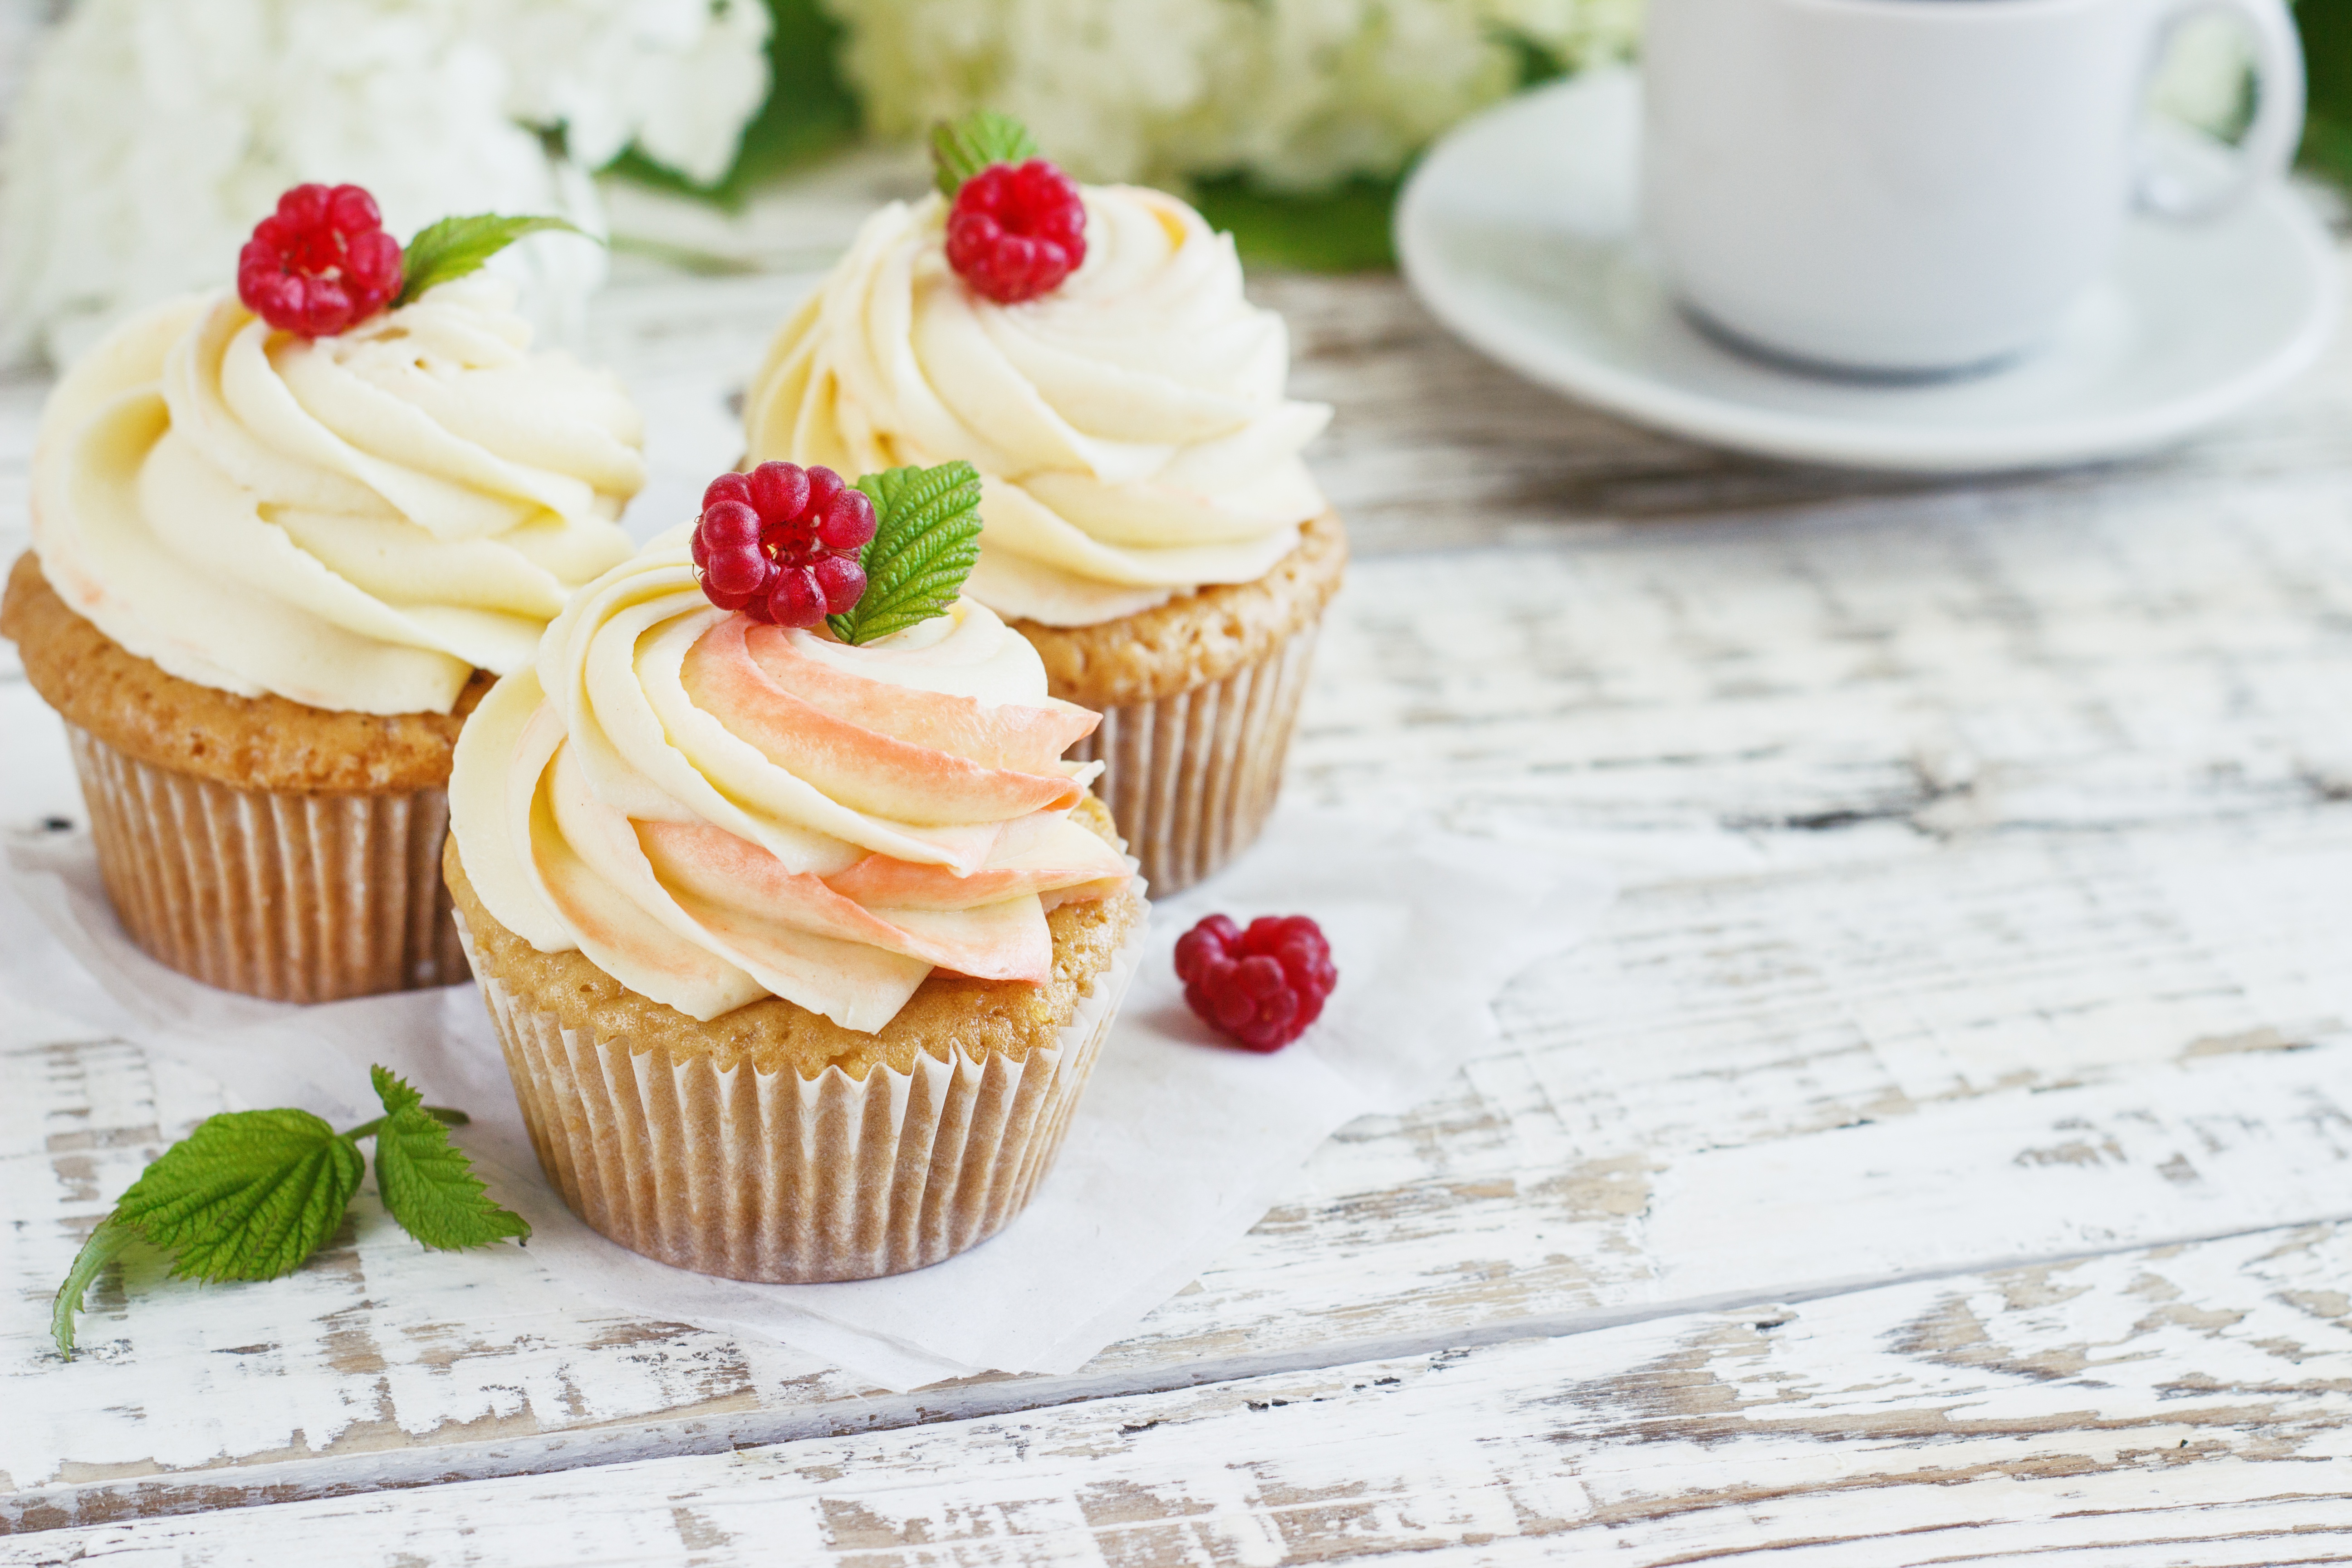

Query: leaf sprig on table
left=52, top=1066, right=529, bottom=1359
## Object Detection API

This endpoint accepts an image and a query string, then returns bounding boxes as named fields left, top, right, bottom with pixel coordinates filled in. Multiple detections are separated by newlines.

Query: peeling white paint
left=9, top=261, right=2352, bottom=1554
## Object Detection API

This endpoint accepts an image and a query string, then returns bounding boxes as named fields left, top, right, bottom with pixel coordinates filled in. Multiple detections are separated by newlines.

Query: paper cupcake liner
left=457, top=906, right=1147, bottom=1284
left=1067, top=620, right=1320, bottom=896
left=66, top=724, right=464, bottom=1003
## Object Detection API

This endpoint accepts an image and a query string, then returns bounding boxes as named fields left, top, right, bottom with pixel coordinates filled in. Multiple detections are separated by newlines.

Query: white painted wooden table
left=8, top=211, right=2352, bottom=1563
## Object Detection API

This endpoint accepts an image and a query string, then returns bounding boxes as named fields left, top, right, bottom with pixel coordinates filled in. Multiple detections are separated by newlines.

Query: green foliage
left=396, top=215, right=593, bottom=306
left=51, top=1068, right=523, bottom=1360
left=1492, top=25, right=1577, bottom=90
left=601, top=5, right=2352, bottom=270
left=604, top=0, right=862, bottom=207
left=603, top=0, right=1412, bottom=268
left=51, top=1218, right=137, bottom=1362
left=828, top=462, right=985, bottom=646
left=371, top=1063, right=425, bottom=1116
left=369, top=1070, right=530, bottom=1252
left=108, top=1109, right=364, bottom=1285
left=2300, top=0, right=2352, bottom=193
left=931, top=111, right=1041, bottom=196
left=1191, top=173, right=1404, bottom=273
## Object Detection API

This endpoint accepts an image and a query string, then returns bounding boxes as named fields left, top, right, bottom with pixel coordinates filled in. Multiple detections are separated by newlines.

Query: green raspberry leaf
left=50, top=1070, right=516, bottom=1360
left=373, top=1107, right=531, bottom=1252
left=395, top=214, right=596, bottom=309
left=52, top=1215, right=135, bottom=1359
left=362, top=1064, right=469, bottom=1135
left=112, top=1108, right=365, bottom=1284
left=931, top=111, right=1042, bottom=196
left=371, top=1063, right=423, bottom=1116
left=827, top=461, right=985, bottom=647
left=50, top=1110, right=360, bottom=1356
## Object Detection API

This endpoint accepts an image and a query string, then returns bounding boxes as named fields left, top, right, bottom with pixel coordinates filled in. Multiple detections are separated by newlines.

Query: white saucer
left=1394, top=69, right=2342, bottom=474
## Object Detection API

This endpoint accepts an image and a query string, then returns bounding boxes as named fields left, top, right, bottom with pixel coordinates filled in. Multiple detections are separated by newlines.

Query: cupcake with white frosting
left=445, top=457, right=1146, bottom=1283
left=744, top=114, right=1345, bottom=893
left=0, top=184, right=641, bottom=1001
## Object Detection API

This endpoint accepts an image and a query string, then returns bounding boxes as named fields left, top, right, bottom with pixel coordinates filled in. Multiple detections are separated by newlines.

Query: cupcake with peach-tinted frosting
left=0, top=185, right=642, bottom=1001
left=446, top=457, right=1146, bottom=1283
left=744, top=114, right=1345, bottom=893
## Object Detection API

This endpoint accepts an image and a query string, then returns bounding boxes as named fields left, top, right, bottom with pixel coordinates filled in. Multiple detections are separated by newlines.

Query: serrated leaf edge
left=826, top=461, right=985, bottom=646
left=373, top=1106, right=532, bottom=1252
left=371, top=1063, right=423, bottom=1115
left=111, top=1109, right=363, bottom=1284
left=50, top=1071, right=524, bottom=1361
left=393, top=213, right=595, bottom=309
left=931, top=110, right=1043, bottom=196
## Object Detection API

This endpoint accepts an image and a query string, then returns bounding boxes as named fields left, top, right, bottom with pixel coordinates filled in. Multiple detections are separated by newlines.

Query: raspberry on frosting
left=691, top=461, right=875, bottom=629
left=1175, top=914, right=1338, bottom=1051
left=945, top=159, right=1088, bottom=305
left=237, top=183, right=402, bottom=338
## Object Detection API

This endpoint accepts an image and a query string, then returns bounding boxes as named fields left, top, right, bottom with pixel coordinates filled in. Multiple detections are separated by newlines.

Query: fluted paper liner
left=1068, top=620, right=1318, bottom=896
left=457, top=906, right=1147, bottom=1283
left=65, top=724, right=464, bottom=1003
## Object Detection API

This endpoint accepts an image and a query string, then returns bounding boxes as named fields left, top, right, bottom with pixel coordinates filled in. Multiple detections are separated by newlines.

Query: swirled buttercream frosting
left=449, top=533, right=1133, bottom=1031
left=743, top=185, right=1331, bottom=628
left=29, top=276, right=643, bottom=716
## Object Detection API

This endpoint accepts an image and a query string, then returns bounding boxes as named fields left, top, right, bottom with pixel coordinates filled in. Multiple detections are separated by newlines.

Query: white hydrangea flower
left=1185, top=0, right=1524, bottom=192
left=825, top=0, right=1225, bottom=184
left=468, top=0, right=773, bottom=183
left=823, top=0, right=1643, bottom=190
left=0, top=0, right=769, bottom=368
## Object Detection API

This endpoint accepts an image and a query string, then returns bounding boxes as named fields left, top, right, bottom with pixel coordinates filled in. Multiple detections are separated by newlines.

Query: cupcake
left=742, top=115, right=1344, bottom=894
left=0, top=185, right=642, bottom=1002
left=446, top=457, right=1147, bottom=1283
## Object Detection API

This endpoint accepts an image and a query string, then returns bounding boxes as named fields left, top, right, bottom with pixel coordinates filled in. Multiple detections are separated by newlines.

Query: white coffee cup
left=1640, top=0, right=2306, bottom=376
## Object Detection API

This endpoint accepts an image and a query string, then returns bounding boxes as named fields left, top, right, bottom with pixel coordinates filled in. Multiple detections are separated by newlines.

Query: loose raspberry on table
left=1174, top=914, right=1338, bottom=1052
left=237, top=184, right=403, bottom=338
left=945, top=159, right=1088, bottom=305
left=691, top=462, right=876, bottom=629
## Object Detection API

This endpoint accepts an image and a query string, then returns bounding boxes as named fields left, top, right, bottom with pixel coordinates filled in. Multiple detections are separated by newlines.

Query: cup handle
left=2136, top=0, right=2305, bottom=220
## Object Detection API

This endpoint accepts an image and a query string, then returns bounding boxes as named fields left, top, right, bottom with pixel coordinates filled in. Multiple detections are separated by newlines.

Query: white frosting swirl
left=743, top=186, right=1330, bottom=627
left=450, top=532, right=1132, bottom=1031
left=29, top=277, right=643, bottom=715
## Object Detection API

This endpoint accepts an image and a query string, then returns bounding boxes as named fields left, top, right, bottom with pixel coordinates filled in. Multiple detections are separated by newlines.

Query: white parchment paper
left=4, top=809, right=1609, bottom=1391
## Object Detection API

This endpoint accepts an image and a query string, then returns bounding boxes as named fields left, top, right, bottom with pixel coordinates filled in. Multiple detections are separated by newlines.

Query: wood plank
left=473, top=256, right=2352, bottom=561
left=13, top=807, right=2352, bottom=1526
left=17, top=1221, right=2352, bottom=1565
left=1257, top=259, right=2352, bottom=551
left=1293, top=463, right=2352, bottom=856
left=13, top=263, right=2352, bottom=1524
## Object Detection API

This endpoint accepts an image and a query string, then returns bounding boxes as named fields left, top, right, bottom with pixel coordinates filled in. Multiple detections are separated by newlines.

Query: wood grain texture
left=1259, top=253, right=2352, bottom=551
left=8, top=257, right=2352, bottom=1548
left=13, top=820, right=2352, bottom=1524
left=14, top=1222, right=2352, bottom=1566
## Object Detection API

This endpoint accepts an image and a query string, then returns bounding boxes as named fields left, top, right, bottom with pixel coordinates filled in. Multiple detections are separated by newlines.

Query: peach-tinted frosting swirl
left=30, top=276, right=642, bottom=715
left=742, top=185, right=1330, bottom=627
left=449, top=531, right=1133, bottom=1031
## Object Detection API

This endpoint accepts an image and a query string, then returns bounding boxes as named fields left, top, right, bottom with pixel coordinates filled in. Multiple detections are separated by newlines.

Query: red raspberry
left=236, top=183, right=403, bottom=338
left=1174, top=914, right=1338, bottom=1052
left=945, top=159, right=1088, bottom=304
left=691, top=463, right=875, bottom=629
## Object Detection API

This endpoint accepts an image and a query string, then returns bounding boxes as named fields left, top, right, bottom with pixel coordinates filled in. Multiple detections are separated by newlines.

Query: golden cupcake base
left=4, top=551, right=481, bottom=1002
left=68, top=725, right=465, bottom=1002
left=445, top=808, right=1149, bottom=1284
left=465, top=912, right=1141, bottom=1283
left=1065, top=620, right=1319, bottom=894
left=1016, top=510, right=1347, bottom=894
